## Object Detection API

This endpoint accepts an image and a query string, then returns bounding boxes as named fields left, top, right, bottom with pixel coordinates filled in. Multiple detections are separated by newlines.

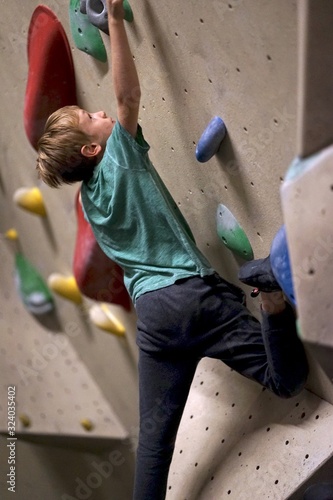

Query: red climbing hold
left=73, top=190, right=132, bottom=311
left=24, top=5, right=77, bottom=150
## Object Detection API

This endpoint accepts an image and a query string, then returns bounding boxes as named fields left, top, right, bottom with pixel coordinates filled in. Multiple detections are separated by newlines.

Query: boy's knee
left=274, top=373, right=308, bottom=399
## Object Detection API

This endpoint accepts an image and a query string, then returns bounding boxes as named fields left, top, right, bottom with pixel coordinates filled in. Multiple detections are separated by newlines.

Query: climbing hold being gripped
left=196, top=116, right=227, bottom=163
left=86, top=0, right=109, bottom=33
left=69, top=0, right=107, bottom=62
left=85, top=0, right=133, bottom=35
left=216, top=204, right=254, bottom=260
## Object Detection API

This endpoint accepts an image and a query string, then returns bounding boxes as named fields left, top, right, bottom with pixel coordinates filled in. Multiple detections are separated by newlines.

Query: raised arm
left=107, top=0, right=141, bottom=137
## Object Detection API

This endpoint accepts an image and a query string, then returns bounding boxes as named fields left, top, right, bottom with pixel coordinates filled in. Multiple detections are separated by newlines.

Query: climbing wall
left=280, top=0, right=333, bottom=389
left=0, top=1, right=333, bottom=499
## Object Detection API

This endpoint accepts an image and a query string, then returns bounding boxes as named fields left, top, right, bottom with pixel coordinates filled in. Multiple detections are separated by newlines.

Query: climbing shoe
left=303, top=481, right=333, bottom=500
left=238, top=255, right=281, bottom=293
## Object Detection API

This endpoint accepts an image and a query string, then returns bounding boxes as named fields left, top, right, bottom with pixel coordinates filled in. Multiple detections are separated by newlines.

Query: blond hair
left=36, top=105, right=97, bottom=188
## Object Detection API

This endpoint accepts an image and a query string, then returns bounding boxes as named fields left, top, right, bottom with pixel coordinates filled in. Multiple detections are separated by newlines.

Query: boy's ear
left=81, top=143, right=102, bottom=158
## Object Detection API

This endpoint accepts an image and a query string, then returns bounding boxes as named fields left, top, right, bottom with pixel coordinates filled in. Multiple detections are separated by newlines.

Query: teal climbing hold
left=196, top=116, right=227, bottom=163
left=69, top=0, right=107, bottom=62
left=15, top=253, right=54, bottom=315
left=216, top=204, right=254, bottom=260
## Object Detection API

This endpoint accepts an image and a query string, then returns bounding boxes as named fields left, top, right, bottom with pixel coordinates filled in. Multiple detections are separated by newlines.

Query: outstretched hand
left=107, top=0, right=140, bottom=138
left=107, top=0, right=125, bottom=21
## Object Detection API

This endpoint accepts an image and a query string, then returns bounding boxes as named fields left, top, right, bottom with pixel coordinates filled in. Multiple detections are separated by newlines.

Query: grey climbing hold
left=86, top=0, right=109, bottom=34
left=80, top=0, right=87, bottom=14
left=196, top=116, right=227, bottom=163
left=86, top=0, right=133, bottom=35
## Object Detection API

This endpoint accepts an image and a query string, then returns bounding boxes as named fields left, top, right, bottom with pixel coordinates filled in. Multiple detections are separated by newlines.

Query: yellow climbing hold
left=4, top=228, right=19, bottom=240
left=19, top=414, right=31, bottom=428
left=13, top=187, right=47, bottom=216
left=89, top=303, right=126, bottom=336
left=80, top=418, right=94, bottom=431
left=48, top=273, right=83, bottom=304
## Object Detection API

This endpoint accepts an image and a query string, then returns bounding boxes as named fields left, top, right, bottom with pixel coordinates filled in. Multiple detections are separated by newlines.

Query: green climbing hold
left=69, top=0, right=107, bottom=63
left=123, top=0, right=134, bottom=22
left=216, top=204, right=254, bottom=260
left=15, top=253, right=54, bottom=315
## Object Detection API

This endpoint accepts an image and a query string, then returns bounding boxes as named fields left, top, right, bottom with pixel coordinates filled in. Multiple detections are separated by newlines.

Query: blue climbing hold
left=270, top=225, right=296, bottom=306
left=196, top=116, right=227, bottom=163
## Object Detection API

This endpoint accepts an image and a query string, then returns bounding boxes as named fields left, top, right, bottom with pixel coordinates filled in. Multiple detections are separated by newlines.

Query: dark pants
left=133, top=274, right=309, bottom=500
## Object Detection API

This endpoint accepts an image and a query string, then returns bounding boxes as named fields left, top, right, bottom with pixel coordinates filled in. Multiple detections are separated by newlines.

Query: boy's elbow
left=117, top=86, right=141, bottom=110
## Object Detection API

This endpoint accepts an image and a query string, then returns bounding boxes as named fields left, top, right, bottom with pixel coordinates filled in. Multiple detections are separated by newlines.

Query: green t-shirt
left=80, top=121, right=214, bottom=303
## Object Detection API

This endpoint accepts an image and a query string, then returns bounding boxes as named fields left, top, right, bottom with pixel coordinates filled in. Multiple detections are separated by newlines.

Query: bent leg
left=133, top=348, right=198, bottom=500
left=198, top=277, right=309, bottom=398
left=258, top=303, right=309, bottom=397
left=222, top=304, right=308, bottom=397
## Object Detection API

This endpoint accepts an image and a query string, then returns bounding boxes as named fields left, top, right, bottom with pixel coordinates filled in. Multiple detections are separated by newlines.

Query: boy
left=36, top=1, right=309, bottom=498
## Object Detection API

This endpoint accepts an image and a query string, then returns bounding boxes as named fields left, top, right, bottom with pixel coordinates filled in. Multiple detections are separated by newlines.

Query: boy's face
left=78, top=109, right=116, bottom=148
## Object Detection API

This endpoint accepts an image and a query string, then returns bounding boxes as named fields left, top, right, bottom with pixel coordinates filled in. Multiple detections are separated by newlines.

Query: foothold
left=69, top=0, right=107, bottom=62
left=85, top=0, right=133, bottom=35
left=15, top=253, right=54, bottom=315
left=4, top=228, right=19, bottom=240
left=196, top=116, right=227, bottom=163
left=216, top=204, right=254, bottom=260
left=270, top=225, right=296, bottom=305
left=13, top=187, right=47, bottom=217
left=24, top=5, right=77, bottom=150
left=47, top=274, right=83, bottom=304
left=89, top=303, right=126, bottom=336
left=19, top=414, right=31, bottom=428
left=73, top=190, right=132, bottom=311
left=80, top=418, right=94, bottom=431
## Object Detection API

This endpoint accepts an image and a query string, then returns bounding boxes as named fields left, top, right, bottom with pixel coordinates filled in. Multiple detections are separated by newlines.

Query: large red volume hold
left=24, top=5, right=77, bottom=150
